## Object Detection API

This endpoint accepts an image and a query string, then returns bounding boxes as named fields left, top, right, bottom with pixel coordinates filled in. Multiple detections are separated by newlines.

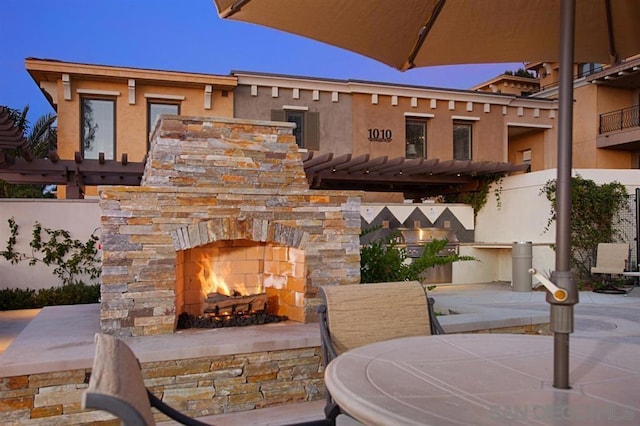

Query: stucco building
left=476, top=58, right=640, bottom=169
left=24, top=58, right=562, bottom=200
left=25, top=58, right=237, bottom=197
left=232, top=71, right=556, bottom=179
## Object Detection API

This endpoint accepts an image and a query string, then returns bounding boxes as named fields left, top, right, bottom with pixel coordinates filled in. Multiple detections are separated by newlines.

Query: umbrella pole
left=550, top=0, right=579, bottom=390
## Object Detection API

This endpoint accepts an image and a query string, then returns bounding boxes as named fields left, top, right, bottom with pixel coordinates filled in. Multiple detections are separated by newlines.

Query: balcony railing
left=599, top=105, right=640, bottom=134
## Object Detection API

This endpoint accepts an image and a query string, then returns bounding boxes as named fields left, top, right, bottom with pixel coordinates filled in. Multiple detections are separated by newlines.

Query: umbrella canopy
left=214, top=0, right=640, bottom=70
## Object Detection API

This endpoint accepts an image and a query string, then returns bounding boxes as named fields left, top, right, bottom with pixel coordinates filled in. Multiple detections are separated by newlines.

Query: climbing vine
left=1, top=217, right=101, bottom=287
left=541, top=175, right=629, bottom=281
left=445, top=173, right=504, bottom=215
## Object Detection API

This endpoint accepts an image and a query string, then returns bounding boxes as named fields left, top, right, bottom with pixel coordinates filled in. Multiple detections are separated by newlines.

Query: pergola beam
left=0, top=138, right=528, bottom=200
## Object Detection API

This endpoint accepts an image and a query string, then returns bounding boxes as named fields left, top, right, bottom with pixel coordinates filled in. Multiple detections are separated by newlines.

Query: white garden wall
left=0, top=199, right=100, bottom=291
left=1, top=168, right=637, bottom=291
left=453, top=168, right=640, bottom=285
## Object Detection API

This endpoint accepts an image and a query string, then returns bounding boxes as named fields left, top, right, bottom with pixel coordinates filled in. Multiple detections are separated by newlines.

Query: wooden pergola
left=301, top=151, right=528, bottom=199
left=1, top=107, right=528, bottom=199
left=0, top=107, right=144, bottom=198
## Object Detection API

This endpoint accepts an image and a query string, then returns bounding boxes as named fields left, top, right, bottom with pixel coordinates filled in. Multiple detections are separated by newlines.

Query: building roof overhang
left=25, top=58, right=238, bottom=111
left=586, top=56, right=640, bottom=89
left=233, top=70, right=556, bottom=108
left=26, top=58, right=238, bottom=88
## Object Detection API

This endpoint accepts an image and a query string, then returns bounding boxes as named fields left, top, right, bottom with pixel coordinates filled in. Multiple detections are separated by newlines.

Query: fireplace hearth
left=99, top=116, right=362, bottom=337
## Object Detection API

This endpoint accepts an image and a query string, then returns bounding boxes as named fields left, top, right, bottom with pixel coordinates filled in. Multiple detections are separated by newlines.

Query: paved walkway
left=430, top=282, right=640, bottom=342
left=0, top=308, right=40, bottom=354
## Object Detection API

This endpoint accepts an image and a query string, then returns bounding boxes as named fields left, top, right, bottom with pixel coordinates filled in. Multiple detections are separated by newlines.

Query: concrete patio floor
left=1, top=282, right=639, bottom=424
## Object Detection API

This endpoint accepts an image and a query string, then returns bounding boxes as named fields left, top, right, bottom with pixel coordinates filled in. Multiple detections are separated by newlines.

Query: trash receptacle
left=512, top=241, right=532, bottom=292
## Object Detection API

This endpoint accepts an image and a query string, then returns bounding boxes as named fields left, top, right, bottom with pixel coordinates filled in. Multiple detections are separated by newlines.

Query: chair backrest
left=82, top=333, right=156, bottom=426
left=319, top=281, right=431, bottom=356
left=592, top=243, right=629, bottom=274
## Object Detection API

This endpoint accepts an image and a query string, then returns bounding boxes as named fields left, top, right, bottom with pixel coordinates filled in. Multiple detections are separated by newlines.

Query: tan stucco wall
left=572, top=84, right=633, bottom=168
left=508, top=131, right=545, bottom=172
left=544, top=81, right=638, bottom=169
left=351, top=94, right=406, bottom=158
left=55, top=81, right=233, bottom=161
left=351, top=94, right=555, bottom=165
left=28, top=60, right=235, bottom=198
left=593, top=86, right=635, bottom=168
left=233, top=73, right=556, bottom=173
left=573, top=84, right=601, bottom=168
left=233, top=84, right=353, bottom=156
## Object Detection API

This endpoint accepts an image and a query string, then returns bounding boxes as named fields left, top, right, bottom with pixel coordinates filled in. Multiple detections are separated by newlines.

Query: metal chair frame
left=82, top=333, right=331, bottom=426
left=316, top=281, right=444, bottom=425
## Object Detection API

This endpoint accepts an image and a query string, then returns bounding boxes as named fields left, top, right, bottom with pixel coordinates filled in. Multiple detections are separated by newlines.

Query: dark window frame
left=286, top=110, right=305, bottom=148
left=453, top=121, right=473, bottom=161
left=405, top=118, right=427, bottom=159
left=147, top=101, right=181, bottom=150
left=577, top=63, right=602, bottom=78
left=80, top=97, right=116, bottom=160
left=271, top=109, right=320, bottom=150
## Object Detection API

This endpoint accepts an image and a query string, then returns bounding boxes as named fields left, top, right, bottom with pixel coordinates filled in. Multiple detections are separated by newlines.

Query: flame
left=197, top=252, right=230, bottom=296
left=195, top=247, right=258, bottom=298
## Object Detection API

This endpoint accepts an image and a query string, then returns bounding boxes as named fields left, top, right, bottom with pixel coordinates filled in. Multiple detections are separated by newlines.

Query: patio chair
left=317, top=281, right=443, bottom=425
left=591, top=243, right=629, bottom=293
left=82, top=333, right=331, bottom=426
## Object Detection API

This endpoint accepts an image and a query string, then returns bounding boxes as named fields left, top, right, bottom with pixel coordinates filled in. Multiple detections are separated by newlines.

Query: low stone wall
left=0, top=301, right=550, bottom=424
left=0, top=321, right=547, bottom=424
left=0, top=346, right=323, bottom=425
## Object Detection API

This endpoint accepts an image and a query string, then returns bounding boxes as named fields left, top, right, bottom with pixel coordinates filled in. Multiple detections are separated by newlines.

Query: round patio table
left=324, top=334, right=640, bottom=425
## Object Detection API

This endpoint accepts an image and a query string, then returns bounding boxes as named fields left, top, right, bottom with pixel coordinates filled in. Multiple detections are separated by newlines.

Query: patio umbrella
left=214, top=0, right=640, bottom=69
left=213, top=0, right=640, bottom=389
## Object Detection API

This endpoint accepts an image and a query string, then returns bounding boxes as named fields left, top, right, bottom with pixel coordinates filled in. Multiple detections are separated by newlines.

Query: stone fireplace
left=99, top=116, right=361, bottom=336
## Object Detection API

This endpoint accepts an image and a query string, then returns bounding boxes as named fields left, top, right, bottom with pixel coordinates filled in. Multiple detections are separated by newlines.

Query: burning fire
left=195, top=248, right=263, bottom=299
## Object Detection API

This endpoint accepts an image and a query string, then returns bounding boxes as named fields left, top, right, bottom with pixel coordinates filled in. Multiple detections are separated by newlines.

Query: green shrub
left=360, top=233, right=407, bottom=283
left=0, top=217, right=102, bottom=310
left=0, top=283, right=100, bottom=310
left=0, top=288, right=37, bottom=310
left=360, top=230, right=476, bottom=283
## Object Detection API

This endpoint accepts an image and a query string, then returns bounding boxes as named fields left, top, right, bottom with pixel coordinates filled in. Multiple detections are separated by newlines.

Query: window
left=81, top=98, right=115, bottom=160
left=148, top=102, right=180, bottom=137
left=271, top=109, right=319, bottom=150
left=286, top=110, right=305, bottom=148
left=405, top=119, right=426, bottom=159
left=577, top=63, right=601, bottom=78
left=147, top=102, right=180, bottom=150
left=453, top=122, right=472, bottom=160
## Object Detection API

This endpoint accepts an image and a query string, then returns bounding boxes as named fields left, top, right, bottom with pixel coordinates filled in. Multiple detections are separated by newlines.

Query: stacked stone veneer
left=0, top=322, right=549, bottom=424
left=0, top=347, right=323, bottom=424
left=99, top=116, right=362, bottom=336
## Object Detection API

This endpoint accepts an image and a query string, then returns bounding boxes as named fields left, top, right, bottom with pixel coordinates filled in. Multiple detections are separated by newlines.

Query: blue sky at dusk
left=1, top=0, right=523, bottom=122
